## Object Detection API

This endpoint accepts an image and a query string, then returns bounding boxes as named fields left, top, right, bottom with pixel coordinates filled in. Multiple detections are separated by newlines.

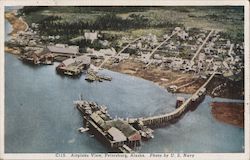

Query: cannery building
left=87, top=111, right=141, bottom=149
left=47, top=44, right=79, bottom=56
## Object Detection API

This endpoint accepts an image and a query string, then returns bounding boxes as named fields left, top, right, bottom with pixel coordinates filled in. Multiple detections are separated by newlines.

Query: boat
left=100, top=75, right=112, bottom=81
left=64, top=71, right=74, bottom=76
left=139, top=127, right=154, bottom=140
left=85, top=75, right=96, bottom=82
left=78, top=127, right=89, bottom=133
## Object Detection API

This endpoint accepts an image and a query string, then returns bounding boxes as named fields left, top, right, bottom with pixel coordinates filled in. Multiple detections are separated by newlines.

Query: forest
left=18, top=6, right=244, bottom=48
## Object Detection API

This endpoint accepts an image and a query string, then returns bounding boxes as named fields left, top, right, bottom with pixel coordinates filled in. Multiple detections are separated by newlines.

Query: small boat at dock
left=85, top=69, right=112, bottom=82
left=78, top=127, right=89, bottom=133
left=99, top=75, right=112, bottom=81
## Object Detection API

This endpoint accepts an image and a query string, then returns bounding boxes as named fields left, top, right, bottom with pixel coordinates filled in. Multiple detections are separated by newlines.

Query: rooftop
left=75, top=55, right=91, bottom=64
left=62, top=55, right=91, bottom=66
left=90, top=112, right=108, bottom=130
left=107, top=127, right=127, bottom=142
left=47, top=44, right=79, bottom=54
left=106, top=119, right=138, bottom=138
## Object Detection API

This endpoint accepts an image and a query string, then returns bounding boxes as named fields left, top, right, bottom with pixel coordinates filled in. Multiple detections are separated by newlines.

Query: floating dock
left=85, top=69, right=112, bottom=82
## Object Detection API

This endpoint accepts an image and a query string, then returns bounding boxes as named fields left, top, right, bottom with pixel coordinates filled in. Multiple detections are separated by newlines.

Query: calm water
left=5, top=18, right=12, bottom=41
left=4, top=19, right=244, bottom=153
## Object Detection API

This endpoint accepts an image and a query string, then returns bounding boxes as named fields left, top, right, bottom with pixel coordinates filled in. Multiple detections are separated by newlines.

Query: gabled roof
left=107, top=127, right=127, bottom=142
left=106, top=119, right=137, bottom=138
left=90, top=112, right=109, bottom=130
left=62, top=58, right=75, bottom=66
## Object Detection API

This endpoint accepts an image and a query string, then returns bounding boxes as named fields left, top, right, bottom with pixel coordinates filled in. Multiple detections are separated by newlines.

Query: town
left=4, top=6, right=246, bottom=155
left=5, top=19, right=244, bottom=85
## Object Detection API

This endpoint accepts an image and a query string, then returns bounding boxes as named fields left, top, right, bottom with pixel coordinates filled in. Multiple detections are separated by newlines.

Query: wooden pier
left=128, top=72, right=216, bottom=127
left=75, top=72, right=216, bottom=152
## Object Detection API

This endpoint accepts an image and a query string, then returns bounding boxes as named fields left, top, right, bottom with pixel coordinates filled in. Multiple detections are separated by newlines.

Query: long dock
left=75, top=72, right=216, bottom=152
left=133, top=72, right=216, bottom=127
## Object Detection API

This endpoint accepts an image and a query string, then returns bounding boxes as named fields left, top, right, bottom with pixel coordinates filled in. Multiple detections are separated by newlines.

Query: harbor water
left=4, top=19, right=244, bottom=153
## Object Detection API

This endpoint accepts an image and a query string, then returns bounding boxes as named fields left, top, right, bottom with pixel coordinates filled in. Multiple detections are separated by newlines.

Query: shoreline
left=4, top=11, right=28, bottom=54
left=4, top=12, right=244, bottom=100
left=103, top=59, right=244, bottom=100
left=5, top=11, right=244, bottom=102
left=210, top=102, right=244, bottom=128
left=5, top=46, right=22, bottom=55
left=5, top=12, right=28, bottom=37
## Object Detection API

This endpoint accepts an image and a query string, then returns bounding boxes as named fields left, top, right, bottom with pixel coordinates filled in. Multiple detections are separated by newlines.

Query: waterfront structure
left=135, top=73, right=215, bottom=127
left=47, top=44, right=79, bottom=55
left=75, top=72, right=215, bottom=152
left=75, top=89, right=205, bottom=152
left=75, top=100, right=150, bottom=153
left=85, top=69, right=112, bottom=82
left=19, top=47, right=54, bottom=65
left=56, top=55, right=90, bottom=76
left=88, top=112, right=141, bottom=148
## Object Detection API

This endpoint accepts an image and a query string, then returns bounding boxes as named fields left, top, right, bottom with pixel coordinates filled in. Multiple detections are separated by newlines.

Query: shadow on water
left=20, top=61, right=46, bottom=70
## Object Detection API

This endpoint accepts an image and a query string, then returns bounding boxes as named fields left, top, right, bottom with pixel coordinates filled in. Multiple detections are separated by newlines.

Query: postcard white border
left=0, top=0, right=249, bottom=160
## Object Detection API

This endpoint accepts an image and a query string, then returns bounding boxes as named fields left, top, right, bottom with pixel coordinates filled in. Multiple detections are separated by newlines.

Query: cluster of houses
left=114, top=27, right=244, bottom=81
left=7, top=24, right=114, bottom=77
left=86, top=47, right=117, bottom=60
left=8, top=28, right=41, bottom=47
